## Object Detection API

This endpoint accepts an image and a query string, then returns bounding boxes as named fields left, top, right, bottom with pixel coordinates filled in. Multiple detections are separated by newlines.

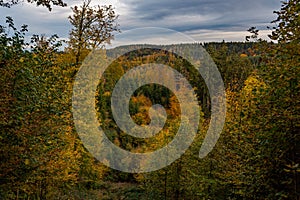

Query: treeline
left=0, top=0, right=299, bottom=199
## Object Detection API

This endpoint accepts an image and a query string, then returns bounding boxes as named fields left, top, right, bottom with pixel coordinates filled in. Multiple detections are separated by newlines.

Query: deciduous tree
left=68, top=0, right=120, bottom=64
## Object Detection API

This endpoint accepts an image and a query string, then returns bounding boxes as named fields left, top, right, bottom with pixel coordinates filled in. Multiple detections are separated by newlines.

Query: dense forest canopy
left=0, top=0, right=299, bottom=199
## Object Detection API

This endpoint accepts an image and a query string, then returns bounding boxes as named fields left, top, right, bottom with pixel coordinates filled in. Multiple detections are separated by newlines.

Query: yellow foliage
left=169, top=95, right=180, bottom=118
left=242, top=72, right=267, bottom=103
left=19, top=57, right=25, bottom=63
left=103, top=91, right=111, bottom=96
left=131, top=94, right=152, bottom=107
left=24, top=159, right=30, bottom=165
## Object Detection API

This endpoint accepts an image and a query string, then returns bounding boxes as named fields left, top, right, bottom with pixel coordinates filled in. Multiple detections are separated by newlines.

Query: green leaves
left=0, top=0, right=67, bottom=11
left=270, top=0, right=300, bottom=43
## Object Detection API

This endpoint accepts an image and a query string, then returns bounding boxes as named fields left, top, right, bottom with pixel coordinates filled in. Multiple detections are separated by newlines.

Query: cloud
left=117, top=0, right=281, bottom=31
left=185, top=29, right=273, bottom=42
left=106, top=27, right=196, bottom=48
left=0, top=2, right=72, bottom=37
left=0, top=0, right=282, bottom=43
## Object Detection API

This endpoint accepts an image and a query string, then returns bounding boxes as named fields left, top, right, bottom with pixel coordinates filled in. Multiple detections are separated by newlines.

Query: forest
left=0, top=0, right=299, bottom=199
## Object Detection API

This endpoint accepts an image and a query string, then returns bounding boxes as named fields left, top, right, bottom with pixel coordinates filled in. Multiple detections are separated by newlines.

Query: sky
left=0, top=0, right=282, bottom=46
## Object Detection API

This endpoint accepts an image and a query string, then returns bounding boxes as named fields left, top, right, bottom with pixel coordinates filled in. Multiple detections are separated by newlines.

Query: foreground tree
left=68, top=0, right=120, bottom=64
left=245, top=0, right=300, bottom=198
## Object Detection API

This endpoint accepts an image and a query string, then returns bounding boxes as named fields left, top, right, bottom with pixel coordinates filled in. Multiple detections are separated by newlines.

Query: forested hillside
left=0, top=0, right=299, bottom=199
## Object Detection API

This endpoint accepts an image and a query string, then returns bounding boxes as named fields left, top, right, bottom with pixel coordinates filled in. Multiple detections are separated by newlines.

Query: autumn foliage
left=0, top=0, right=299, bottom=199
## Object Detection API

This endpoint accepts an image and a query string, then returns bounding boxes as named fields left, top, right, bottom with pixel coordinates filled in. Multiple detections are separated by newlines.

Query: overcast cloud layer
left=0, top=0, right=281, bottom=43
